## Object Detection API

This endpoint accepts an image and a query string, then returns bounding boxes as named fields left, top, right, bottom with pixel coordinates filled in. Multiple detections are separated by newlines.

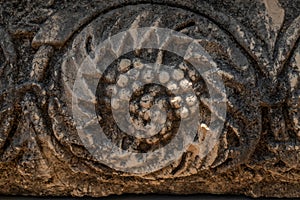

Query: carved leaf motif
left=0, top=26, right=17, bottom=86
left=10, top=8, right=54, bottom=36
left=262, top=0, right=285, bottom=53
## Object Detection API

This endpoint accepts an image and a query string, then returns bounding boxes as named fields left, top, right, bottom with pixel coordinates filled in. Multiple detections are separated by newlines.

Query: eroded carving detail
left=0, top=0, right=299, bottom=197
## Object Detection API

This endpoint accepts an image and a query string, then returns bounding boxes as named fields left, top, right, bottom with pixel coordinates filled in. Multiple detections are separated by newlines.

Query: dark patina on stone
left=0, top=0, right=299, bottom=198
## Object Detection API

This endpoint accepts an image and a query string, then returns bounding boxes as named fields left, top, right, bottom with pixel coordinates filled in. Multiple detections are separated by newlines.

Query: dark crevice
left=226, top=127, right=240, bottom=148
left=0, top=111, right=18, bottom=159
left=174, top=20, right=196, bottom=31
left=85, top=35, right=95, bottom=58
left=171, top=152, right=187, bottom=175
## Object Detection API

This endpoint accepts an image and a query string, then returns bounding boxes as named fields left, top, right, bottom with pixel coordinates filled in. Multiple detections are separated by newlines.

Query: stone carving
left=0, top=0, right=299, bottom=198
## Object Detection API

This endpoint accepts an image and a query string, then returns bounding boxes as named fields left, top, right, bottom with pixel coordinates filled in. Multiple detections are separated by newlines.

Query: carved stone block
left=0, top=0, right=299, bottom=198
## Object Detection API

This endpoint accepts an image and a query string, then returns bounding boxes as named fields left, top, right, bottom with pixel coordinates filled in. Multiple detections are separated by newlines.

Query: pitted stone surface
left=0, top=0, right=299, bottom=198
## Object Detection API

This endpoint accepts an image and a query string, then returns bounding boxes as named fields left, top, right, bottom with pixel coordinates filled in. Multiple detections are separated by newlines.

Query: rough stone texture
left=0, top=0, right=299, bottom=198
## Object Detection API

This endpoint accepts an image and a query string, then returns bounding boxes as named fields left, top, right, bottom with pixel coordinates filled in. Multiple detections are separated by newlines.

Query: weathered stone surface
left=0, top=0, right=299, bottom=198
